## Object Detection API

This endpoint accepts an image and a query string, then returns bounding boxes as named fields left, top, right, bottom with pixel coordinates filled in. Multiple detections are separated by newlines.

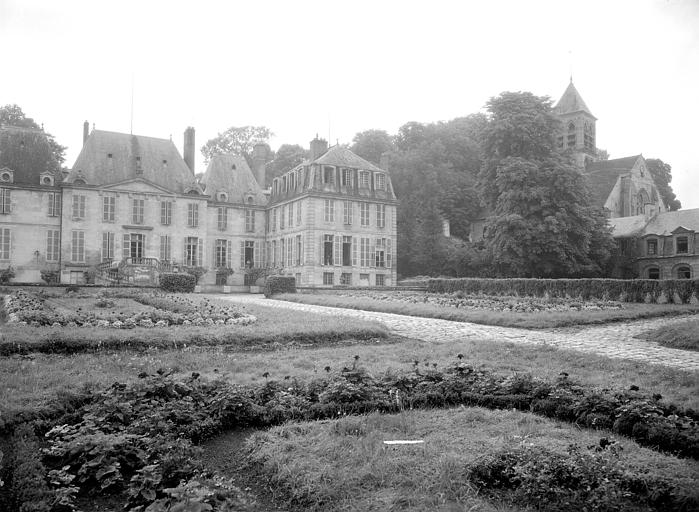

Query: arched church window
left=567, top=122, right=576, bottom=148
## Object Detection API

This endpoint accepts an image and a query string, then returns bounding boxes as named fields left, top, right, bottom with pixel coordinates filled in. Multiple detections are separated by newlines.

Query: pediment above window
left=39, top=172, right=55, bottom=186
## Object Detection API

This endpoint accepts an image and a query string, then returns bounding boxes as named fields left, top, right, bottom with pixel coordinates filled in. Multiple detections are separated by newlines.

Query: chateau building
left=0, top=123, right=397, bottom=288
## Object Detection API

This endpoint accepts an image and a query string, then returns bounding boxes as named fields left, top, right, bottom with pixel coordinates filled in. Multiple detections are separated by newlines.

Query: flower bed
left=4, top=290, right=256, bottom=328
left=318, top=289, right=624, bottom=313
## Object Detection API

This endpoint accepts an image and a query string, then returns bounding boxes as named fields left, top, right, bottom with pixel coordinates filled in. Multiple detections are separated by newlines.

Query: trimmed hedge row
left=159, top=273, right=196, bottom=293
left=428, top=278, right=699, bottom=303
left=264, top=275, right=296, bottom=297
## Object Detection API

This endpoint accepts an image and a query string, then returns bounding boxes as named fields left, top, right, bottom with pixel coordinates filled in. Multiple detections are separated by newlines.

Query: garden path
left=217, top=295, right=699, bottom=372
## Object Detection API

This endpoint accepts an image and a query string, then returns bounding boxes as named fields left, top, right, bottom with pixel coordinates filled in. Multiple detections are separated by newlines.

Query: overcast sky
left=1, top=0, right=698, bottom=208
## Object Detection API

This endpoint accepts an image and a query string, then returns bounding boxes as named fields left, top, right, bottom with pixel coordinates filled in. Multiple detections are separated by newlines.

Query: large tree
left=201, top=125, right=272, bottom=167
left=0, top=104, right=66, bottom=166
left=477, top=92, right=614, bottom=277
left=645, top=158, right=681, bottom=211
left=350, top=129, right=394, bottom=165
left=265, top=144, right=308, bottom=186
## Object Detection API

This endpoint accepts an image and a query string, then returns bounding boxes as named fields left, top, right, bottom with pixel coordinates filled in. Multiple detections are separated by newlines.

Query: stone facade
left=0, top=126, right=397, bottom=288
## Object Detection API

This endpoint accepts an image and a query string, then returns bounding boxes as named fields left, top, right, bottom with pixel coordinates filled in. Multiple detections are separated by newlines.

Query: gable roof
left=584, top=155, right=642, bottom=208
left=66, top=130, right=196, bottom=194
left=200, top=154, right=267, bottom=205
left=312, top=145, right=385, bottom=173
left=0, top=125, right=61, bottom=186
left=553, top=81, right=596, bottom=119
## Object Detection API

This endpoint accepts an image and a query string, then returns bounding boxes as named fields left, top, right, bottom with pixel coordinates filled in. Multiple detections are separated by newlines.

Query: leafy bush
left=184, top=266, right=207, bottom=285
left=0, top=266, right=16, bottom=284
left=428, top=277, right=699, bottom=304
left=160, top=273, right=196, bottom=293
left=264, top=275, right=296, bottom=297
left=40, top=270, right=59, bottom=285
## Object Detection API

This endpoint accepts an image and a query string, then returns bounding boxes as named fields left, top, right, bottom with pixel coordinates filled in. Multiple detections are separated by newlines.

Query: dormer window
left=0, top=170, right=13, bottom=183
left=358, top=171, right=370, bottom=188
left=135, top=156, right=143, bottom=174
left=341, top=168, right=353, bottom=187
left=231, top=164, right=237, bottom=170
left=375, top=173, right=386, bottom=190
left=217, top=191, right=228, bottom=202
left=646, top=239, right=657, bottom=256
left=323, top=166, right=335, bottom=184
left=676, top=236, right=689, bottom=254
left=107, top=153, right=113, bottom=158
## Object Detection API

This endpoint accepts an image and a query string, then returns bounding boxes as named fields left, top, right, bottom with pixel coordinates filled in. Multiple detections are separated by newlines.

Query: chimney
left=252, top=143, right=269, bottom=188
left=309, top=135, right=328, bottom=162
left=183, top=126, right=195, bottom=173
left=83, top=120, right=89, bottom=144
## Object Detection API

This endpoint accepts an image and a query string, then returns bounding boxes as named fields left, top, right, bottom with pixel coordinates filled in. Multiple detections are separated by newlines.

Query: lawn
left=636, top=318, right=699, bottom=351
left=275, top=290, right=699, bottom=328
left=244, top=408, right=699, bottom=511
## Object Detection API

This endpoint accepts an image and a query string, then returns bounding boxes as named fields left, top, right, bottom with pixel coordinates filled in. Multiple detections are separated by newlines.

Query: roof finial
left=568, top=50, right=573, bottom=83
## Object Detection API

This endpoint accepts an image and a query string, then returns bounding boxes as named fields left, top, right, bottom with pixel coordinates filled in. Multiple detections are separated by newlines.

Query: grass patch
left=275, top=292, right=699, bottom=329
left=636, top=318, right=699, bottom=352
left=245, top=408, right=699, bottom=511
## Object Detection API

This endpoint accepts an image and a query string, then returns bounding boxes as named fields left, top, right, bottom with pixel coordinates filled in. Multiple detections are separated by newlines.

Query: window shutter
left=352, top=237, right=358, bottom=266
left=254, top=241, right=260, bottom=268
left=212, top=241, right=218, bottom=267
left=143, top=235, right=148, bottom=259
left=371, top=238, right=377, bottom=268
left=333, top=235, right=341, bottom=266
left=183, top=237, right=188, bottom=264
left=387, top=238, right=392, bottom=268
left=123, top=234, right=130, bottom=260
left=240, top=241, right=245, bottom=268
left=319, top=234, right=324, bottom=265
left=197, top=238, right=203, bottom=267
left=300, top=235, right=304, bottom=265
left=227, top=240, right=232, bottom=268
left=292, top=236, right=296, bottom=265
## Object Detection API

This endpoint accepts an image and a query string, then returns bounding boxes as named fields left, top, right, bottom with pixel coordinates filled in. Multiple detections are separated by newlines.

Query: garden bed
left=635, top=318, right=699, bottom=352
left=279, top=290, right=699, bottom=329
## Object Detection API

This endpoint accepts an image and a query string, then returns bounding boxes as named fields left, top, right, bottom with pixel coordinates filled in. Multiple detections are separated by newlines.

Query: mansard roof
left=200, top=153, right=267, bottom=205
left=608, top=208, right=699, bottom=238
left=584, top=155, right=642, bottom=208
left=553, top=81, right=596, bottom=119
left=312, top=145, right=384, bottom=173
left=66, top=130, right=195, bottom=194
left=0, top=125, right=61, bottom=186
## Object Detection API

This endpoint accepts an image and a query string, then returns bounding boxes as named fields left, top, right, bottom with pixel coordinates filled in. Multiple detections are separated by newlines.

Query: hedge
left=160, top=273, right=196, bottom=293
left=264, top=275, right=296, bottom=297
left=427, top=278, right=699, bottom=304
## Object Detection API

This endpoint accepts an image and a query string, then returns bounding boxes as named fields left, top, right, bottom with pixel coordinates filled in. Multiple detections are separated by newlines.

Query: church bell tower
left=553, top=79, right=598, bottom=168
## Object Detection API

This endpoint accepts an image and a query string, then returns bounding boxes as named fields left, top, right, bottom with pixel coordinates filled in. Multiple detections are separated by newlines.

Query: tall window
left=72, top=195, right=86, bottom=219
left=0, top=188, right=10, bottom=214
left=215, top=239, right=230, bottom=268
left=103, top=196, right=116, bottom=222
left=359, top=171, right=370, bottom=188
left=360, top=202, right=370, bottom=226
left=567, top=122, right=576, bottom=148
left=48, top=192, right=61, bottom=217
left=676, top=236, right=689, bottom=254
left=243, top=240, right=255, bottom=268
left=341, top=168, right=353, bottom=187
left=288, top=203, right=294, bottom=227
left=324, top=199, right=335, bottom=222
left=187, top=203, right=199, bottom=227
left=0, top=228, right=10, bottom=259
left=217, top=207, right=227, bottom=231
left=271, top=240, right=277, bottom=266
left=342, top=236, right=352, bottom=266
left=375, top=238, right=386, bottom=268
left=323, top=166, right=335, bottom=184
left=184, top=237, right=201, bottom=266
left=287, top=237, right=293, bottom=267
left=280, top=206, right=285, bottom=229
left=343, top=201, right=353, bottom=225
left=272, top=208, right=277, bottom=232
left=101, top=232, right=115, bottom=262
left=123, top=233, right=145, bottom=260
left=160, top=201, right=172, bottom=225
left=375, top=173, right=386, bottom=190
left=132, top=198, right=144, bottom=224
left=296, top=201, right=302, bottom=225
left=46, top=230, right=59, bottom=261
left=376, top=204, right=385, bottom=228
left=295, top=234, right=302, bottom=265
left=245, top=209, right=255, bottom=232
left=360, top=237, right=371, bottom=267
left=160, top=235, right=171, bottom=262
left=323, top=234, right=334, bottom=265
left=71, top=230, right=85, bottom=262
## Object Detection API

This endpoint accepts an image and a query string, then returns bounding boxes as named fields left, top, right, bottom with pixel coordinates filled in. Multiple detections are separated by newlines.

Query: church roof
left=553, top=81, right=596, bottom=119
left=0, top=125, right=61, bottom=186
left=584, top=155, right=642, bottom=208
left=66, top=130, right=195, bottom=193
left=312, top=145, right=385, bottom=172
left=200, top=153, right=267, bottom=205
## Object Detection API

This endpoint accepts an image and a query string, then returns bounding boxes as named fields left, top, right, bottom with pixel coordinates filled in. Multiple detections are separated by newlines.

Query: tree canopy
left=200, top=126, right=272, bottom=167
left=0, top=104, right=66, bottom=166
left=350, top=129, right=394, bottom=165
left=645, top=158, right=681, bottom=211
left=265, top=144, right=308, bottom=186
left=477, top=92, right=614, bottom=277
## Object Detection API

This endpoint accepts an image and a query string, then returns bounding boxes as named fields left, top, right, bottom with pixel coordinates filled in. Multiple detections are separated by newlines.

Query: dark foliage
left=263, top=276, right=296, bottom=297
left=159, top=273, right=196, bottom=293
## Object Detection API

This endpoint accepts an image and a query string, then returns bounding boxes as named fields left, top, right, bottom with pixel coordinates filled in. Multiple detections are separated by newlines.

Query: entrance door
left=130, top=234, right=144, bottom=262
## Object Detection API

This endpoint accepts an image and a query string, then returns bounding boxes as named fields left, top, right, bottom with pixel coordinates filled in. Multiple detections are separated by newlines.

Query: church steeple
left=553, top=80, right=598, bottom=168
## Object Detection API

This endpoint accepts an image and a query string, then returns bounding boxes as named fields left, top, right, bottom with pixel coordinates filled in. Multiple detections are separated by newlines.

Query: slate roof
left=312, top=145, right=385, bottom=173
left=584, top=155, right=641, bottom=208
left=553, top=81, right=596, bottom=118
left=200, top=154, right=267, bottom=205
left=0, top=125, right=61, bottom=186
left=66, top=130, right=196, bottom=193
left=643, top=208, right=699, bottom=236
left=608, top=215, right=648, bottom=238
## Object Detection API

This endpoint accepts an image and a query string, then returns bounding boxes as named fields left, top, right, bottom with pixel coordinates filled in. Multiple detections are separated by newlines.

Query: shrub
left=160, top=273, right=196, bottom=293
left=40, top=270, right=59, bottom=285
left=184, top=266, right=207, bottom=284
left=10, top=424, right=58, bottom=511
left=427, top=277, right=699, bottom=304
left=0, top=266, right=15, bottom=284
left=264, top=275, right=296, bottom=297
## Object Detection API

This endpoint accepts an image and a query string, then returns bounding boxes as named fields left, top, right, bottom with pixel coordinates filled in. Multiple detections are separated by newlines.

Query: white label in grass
left=383, top=440, right=424, bottom=445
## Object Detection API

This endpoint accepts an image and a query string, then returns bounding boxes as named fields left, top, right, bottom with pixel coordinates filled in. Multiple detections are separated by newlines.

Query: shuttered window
left=132, top=198, right=144, bottom=224
left=160, top=201, right=172, bottom=225
left=160, top=235, right=171, bottom=262
left=376, top=204, right=385, bottom=228
left=184, top=237, right=202, bottom=266
left=324, top=199, right=334, bottom=222
left=101, top=232, right=115, bottom=262
left=343, top=201, right=353, bottom=225
left=295, top=235, right=302, bottom=266
left=360, top=203, right=370, bottom=226
left=103, top=196, right=115, bottom=222
left=296, top=200, right=302, bottom=225
left=46, top=230, right=60, bottom=261
left=245, top=210, right=255, bottom=232
left=187, top=203, right=199, bottom=227
left=71, top=230, right=85, bottom=262
left=48, top=192, right=61, bottom=217
left=214, top=239, right=232, bottom=268
left=0, top=228, right=10, bottom=259
left=0, top=189, right=11, bottom=214
left=72, top=195, right=86, bottom=219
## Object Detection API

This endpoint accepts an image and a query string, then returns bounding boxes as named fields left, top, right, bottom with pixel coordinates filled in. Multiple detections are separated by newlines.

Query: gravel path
left=218, top=295, right=699, bottom=372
